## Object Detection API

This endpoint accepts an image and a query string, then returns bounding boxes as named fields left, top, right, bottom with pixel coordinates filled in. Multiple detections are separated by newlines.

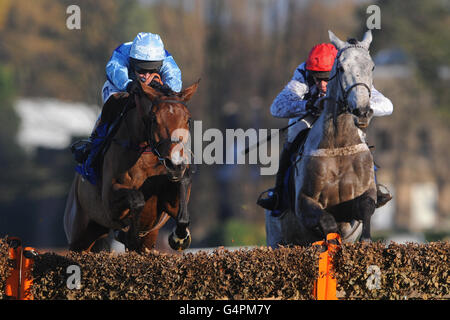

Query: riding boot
left=376, top=184, right=392, bottom=208
left=257, top=142, right=293, bottom=211
left=373, top=165, right=392, bottom=208
left=71, top=115, right=103, bottom=164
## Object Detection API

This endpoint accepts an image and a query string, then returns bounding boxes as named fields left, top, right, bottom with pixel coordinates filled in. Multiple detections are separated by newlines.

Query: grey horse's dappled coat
left=266, top=30, right=390, bottom=247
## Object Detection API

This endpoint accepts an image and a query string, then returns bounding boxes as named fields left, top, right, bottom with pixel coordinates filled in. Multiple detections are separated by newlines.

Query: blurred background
left=0, top=0, right=449, bottom=250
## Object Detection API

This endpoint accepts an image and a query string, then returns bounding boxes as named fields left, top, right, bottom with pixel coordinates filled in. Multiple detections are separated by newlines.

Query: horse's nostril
left=164, top=159, right=176, bottom=171
left=164, top=159, right=186, bottom=172
left=353, top=109, right=362, bottom=117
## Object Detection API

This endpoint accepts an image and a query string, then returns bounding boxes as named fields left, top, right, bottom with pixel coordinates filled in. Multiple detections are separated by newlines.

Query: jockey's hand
left=306, top=97, right=322, bottom=116
left=314, top=96, right=326, bottom=110
left=126, top=80, right=142, bottom=96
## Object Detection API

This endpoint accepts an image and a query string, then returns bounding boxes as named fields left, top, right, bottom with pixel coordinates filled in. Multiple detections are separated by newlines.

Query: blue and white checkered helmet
left=130, top=32, right=165, bottom=61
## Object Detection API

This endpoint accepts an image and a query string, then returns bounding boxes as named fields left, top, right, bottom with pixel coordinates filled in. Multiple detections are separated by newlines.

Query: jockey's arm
left=160, top=51, right=182, bottom=93
left=105, top=42, right=133, bottom=91
left=370, top=86, right=393, bottom=117
left=270, top=64, right=310, bottom=118
left=106, top=45, right=182, bottom=93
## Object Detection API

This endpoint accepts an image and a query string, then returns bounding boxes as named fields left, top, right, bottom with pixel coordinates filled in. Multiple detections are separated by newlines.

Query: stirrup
left=257, top=188, right=279, bottom=211
left=376, top=183, right=392, bottom=208
left=70, top=139, right=92, bottom=164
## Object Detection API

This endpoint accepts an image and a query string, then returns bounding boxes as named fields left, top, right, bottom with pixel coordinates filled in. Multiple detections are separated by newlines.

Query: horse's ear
left=178, top=79, right=200, bottom=102
left=141, top=82, right=162, bottom=100
left=328, top=30, right=346, bottom=50
left=360, top=30, right=372, bottom=49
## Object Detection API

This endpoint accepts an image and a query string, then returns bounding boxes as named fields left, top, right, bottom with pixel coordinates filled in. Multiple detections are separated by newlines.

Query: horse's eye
left=372, top=66, right=375, bottom=71
left=338, top=66, right=345, bottom=72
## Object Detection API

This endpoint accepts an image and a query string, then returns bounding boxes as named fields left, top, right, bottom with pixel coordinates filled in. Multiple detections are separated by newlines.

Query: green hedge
left=0, top=237, right=448, bottom=300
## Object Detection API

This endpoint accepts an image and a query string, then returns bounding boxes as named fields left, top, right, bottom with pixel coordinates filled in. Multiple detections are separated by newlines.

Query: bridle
left=134, top=93, right=190, bottom=169
left=327, top=44, right=372, bottom=114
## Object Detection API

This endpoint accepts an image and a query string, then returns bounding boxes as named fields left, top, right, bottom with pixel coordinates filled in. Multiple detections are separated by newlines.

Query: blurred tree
left=0, top=0, right=158, bottom=105
left=355, top=0, right=450, bottom=232
left=0, top=65, right=25, bottom=202
left=361, top=0, right=450, bottom=121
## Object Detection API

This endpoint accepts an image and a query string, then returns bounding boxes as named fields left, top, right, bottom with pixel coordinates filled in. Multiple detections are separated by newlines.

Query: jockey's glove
left=126, top=80, right=142, bottom=96
left=306, top=97, right=322, bottom=116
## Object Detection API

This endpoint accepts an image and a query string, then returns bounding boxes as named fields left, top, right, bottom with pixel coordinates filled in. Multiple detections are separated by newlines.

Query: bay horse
left=64, top=80, right=199, bottom=252
left=266, top=30, right=377, bottom=247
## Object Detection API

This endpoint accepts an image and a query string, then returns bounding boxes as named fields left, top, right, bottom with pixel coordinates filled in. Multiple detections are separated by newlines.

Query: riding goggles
left=130, top=57, right=163, bottom=74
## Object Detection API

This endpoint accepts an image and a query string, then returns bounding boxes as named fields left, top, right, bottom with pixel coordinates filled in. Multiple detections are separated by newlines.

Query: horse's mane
left=149, top=79, right=176, bottom=97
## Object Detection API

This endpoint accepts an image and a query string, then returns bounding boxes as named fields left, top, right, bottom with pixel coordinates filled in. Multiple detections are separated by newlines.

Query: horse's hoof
left=168, top=229, right=191, bottom=251
left=319, top=212, right=338, bottom=235
left=360, top=237, right=372, bottom=243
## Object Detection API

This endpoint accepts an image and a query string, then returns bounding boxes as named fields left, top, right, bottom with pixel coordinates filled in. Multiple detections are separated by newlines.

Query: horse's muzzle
left=163, top=159, right=187, bottom=182
left=353, top=106, right=373, bottom=128
left=354, top=117, right=370, bottom=128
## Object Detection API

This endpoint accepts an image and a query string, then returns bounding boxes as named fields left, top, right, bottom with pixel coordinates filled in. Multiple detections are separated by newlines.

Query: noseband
left=327, top=44, right=372, bottom=114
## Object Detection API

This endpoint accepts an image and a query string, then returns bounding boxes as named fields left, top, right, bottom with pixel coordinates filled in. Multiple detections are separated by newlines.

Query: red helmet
left=306, top=43, right=338, bottom=72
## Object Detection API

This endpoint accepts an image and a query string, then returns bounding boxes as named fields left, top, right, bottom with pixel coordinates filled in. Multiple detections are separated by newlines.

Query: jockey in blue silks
left=257, top=43, right=393, bottom=213
left=72, top=32, right=182, bottom=184
left=101, top=32, right=182, bottom=103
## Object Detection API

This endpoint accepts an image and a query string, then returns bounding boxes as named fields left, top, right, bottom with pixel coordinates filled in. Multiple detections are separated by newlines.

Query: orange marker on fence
left=312, top=233, right=341, bottom=300
left=20, top=247, right=38, bottom=300
left=5, top=237, right=22, bottom=299
left=4, top=237, right=38, bottom=300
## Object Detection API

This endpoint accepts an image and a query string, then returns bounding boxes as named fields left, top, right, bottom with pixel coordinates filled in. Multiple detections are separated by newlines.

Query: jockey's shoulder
left=295, top=62, right=307, bottom=72
left=114, top=42, right=132, bottom=54
left=292, top=62, right=308, bottom=83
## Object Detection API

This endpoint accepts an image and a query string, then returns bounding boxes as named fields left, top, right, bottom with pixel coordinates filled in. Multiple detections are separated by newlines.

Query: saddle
left=72, top=94, right=132, bottom=185
left=72, top=77, right=168, bottom=185
left=258, top=128, right=310, bottom=217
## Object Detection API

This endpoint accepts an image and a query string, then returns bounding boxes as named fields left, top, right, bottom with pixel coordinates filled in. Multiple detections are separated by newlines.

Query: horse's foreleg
left=69, top=220, right=109, bottom=252
left=298, top=193, right=338, bottom=239
left=142, top=229, right=160, bottom=251
left=108, top=182, right=145, bottom=223
left=353, top=191, right=376, bottom=242
left=168, top=176, right=192, bottom=251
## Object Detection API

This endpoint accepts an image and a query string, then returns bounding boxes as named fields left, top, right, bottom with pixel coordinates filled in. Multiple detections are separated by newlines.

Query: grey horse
left=266, top=30, right=377, bottom=247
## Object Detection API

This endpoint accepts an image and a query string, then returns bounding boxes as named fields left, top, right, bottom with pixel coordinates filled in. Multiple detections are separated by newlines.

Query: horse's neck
left=317, top=90, right=363, bottom=149
left=117, top=107, right=146, bottom=148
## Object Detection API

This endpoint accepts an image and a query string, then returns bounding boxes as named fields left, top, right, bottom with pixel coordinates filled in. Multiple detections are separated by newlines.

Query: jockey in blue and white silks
left=102, top=32, right=182, bottom=103
left=270, top=61, right=393, bottom=144
left=73, top=32, right=182, bottom=185
left=257, top=43, right=393, bottom=212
